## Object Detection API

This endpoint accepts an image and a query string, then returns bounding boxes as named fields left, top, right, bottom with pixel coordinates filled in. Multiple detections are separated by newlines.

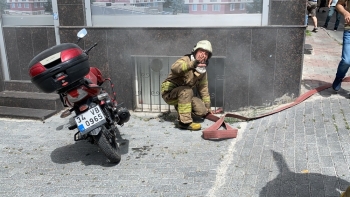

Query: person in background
left=318, top=0, right=328, bottom=12
left=161, top=40, right=213, bottom=131
left=322, top=0, right=340, bottom=31
left=331, top=0, right=350, bottom=91
left=307, top=0, right=319, bottom=32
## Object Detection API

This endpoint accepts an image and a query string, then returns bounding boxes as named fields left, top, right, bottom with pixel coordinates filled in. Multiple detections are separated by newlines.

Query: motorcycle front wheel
left=93, top=126, right=121, bottom=164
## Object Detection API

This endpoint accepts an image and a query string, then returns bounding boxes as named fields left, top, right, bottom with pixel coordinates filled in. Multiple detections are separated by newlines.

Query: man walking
left=332, top=0, right=350, bottom=91
left=322, top=0, right=340, bottom=31
left=307, top=0, right=319, bottom=32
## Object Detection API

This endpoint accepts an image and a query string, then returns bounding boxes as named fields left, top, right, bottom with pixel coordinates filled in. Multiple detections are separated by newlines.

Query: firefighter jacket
left=161, top=54, right=211, bottom=109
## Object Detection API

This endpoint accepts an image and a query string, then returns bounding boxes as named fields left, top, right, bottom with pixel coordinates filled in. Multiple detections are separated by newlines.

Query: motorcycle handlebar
left=84, top=42, right=98, bottom=55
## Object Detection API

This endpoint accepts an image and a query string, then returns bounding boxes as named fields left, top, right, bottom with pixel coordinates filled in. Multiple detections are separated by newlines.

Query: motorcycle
left=28, top=28, right=130, bottom=164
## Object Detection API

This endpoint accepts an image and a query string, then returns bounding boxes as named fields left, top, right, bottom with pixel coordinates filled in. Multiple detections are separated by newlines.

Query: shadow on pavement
left=301, top=79, right=350, bottom=99
left=50, top=141, right=119, bottom=166
left=260, top=151, right=350, bottom=197
left=52, top=116, right=130, bottom=166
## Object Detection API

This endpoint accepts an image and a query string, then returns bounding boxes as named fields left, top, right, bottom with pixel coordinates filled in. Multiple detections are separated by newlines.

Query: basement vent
left=132, top=55, right=225, bottom=112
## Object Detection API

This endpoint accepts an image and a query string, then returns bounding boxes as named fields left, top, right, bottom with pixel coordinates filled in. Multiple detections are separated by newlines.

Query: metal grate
left=132, top=55, right=225, bottom=112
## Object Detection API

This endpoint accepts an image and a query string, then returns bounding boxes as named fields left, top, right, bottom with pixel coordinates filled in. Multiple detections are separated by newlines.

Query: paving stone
left=2, top=21, right=350, bottom=197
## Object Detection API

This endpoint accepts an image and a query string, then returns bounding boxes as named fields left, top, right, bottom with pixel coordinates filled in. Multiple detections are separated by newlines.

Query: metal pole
left=51, top=0, right=60, bottom=45
left=0, top=19, right=9, bottom=80
left=85, top=0, right=92, bottom=26
left=261, top=0, right=269, bottom=26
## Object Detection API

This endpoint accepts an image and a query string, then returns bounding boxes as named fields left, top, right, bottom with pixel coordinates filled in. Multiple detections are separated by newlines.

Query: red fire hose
left=202, top=78, right=350, bottom=140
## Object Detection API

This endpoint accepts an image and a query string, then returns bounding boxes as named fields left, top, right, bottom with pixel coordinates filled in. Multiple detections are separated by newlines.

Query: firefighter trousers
left=162, top=86, right=208, bottom=124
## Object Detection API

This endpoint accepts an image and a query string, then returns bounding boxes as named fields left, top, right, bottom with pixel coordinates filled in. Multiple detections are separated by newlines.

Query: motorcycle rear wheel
left=93, top=127, right=121, bottom=164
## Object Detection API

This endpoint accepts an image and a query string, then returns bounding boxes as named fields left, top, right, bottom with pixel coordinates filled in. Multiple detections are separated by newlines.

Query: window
left=213, top=4, right=220, bottom=11
left=192, top=4, right=197, bottom=11
left=90, top=0, right=266, bottom=27
left=230, top=4, right=235, bottom=11
left=240, top=3, right=245, bottom=10
left=2, top=0, right=53, bottom=26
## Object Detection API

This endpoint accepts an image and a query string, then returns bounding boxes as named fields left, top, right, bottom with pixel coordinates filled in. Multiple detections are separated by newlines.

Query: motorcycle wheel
left=93, top=127, right=121, bottom=164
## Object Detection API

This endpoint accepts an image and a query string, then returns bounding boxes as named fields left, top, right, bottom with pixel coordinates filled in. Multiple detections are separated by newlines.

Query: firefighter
left=161, top=40, right=212, bottom=130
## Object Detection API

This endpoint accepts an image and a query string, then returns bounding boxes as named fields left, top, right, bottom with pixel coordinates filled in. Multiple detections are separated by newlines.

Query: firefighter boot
left=178, top=122, right=201, bottom=131
left=332, top=77, right=343, bottom=92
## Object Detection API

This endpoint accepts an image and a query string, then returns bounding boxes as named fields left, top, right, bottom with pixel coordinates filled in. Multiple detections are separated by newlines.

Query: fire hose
left=202, top=78, right=350, bottom=140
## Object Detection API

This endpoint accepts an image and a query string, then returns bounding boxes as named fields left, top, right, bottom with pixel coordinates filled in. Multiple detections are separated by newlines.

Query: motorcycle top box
left=28, top=43, right=90, bottom=93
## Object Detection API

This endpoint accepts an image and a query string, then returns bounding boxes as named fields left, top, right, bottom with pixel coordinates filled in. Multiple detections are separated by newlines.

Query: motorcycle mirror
left=77, top=28, right=87, bottom=39
left=76, top=28, right=87, bottom=44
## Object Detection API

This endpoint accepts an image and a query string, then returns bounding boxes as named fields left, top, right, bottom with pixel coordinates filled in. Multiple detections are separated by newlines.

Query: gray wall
left=3, top=27, right=56, bottom=81
left=57, top=0, right=86, bottom=26
left=1, top=0, right=307, bottom=111
left=269, top=0, right=306, bottom=25
left=58, top=26, right=304, bottom=111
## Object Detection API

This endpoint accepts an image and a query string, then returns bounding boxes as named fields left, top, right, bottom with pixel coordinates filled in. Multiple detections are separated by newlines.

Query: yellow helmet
left=192, top=40, right=212, bottom=59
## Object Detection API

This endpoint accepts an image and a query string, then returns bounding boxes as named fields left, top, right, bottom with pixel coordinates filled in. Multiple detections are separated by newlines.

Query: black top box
left=28, top=43, right=90, bottom=93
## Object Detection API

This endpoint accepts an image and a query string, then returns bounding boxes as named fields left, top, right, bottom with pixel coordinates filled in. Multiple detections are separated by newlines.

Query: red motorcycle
left=28, top=29, right=130, bottom=164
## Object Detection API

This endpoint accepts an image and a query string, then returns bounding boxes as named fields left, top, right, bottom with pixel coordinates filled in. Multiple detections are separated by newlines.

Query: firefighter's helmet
left=192, top=40, right=212, bottom=59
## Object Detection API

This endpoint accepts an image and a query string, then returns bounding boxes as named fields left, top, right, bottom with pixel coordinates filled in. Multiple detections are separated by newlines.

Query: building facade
left=5, top=0, right=48, bottom=15
left=0, top=0, right=307, bottom=115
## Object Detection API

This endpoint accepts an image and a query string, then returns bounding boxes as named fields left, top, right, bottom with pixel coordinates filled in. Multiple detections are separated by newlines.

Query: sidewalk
left=1, top=27, right=350, bottom=197
left=301, top=25, right=344, bottom=95
left=314, top=8, right=345, bottom=44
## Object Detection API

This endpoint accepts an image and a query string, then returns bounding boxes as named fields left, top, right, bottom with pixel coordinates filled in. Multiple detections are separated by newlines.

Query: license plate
left=75, top=106, right=106, bottom=133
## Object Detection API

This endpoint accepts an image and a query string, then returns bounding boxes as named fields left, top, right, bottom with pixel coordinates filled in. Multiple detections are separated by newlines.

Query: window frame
left=192, top=4, right=197, bottom=11
left=240, top=3, right=245, bottom=10
left=202, top=4, right=207, bottom=11
left=212, top=4, right=220, bottom=11
left=230, top=4, right=235, bottom=11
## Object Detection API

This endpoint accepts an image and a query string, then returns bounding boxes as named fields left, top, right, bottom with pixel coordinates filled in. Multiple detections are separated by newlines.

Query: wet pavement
left=1, top=11, right=350, bottom=197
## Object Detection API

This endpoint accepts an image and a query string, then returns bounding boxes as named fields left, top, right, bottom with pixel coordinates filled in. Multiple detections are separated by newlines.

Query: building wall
left=57, top=0, right=85, bottom=26
left=0, top=0, right=307, bottom=112
left=269, top=0, right=305, bottom=25
left=3, top=27, right=56, bottom=81
left=56, top=26, right=303, bottom=111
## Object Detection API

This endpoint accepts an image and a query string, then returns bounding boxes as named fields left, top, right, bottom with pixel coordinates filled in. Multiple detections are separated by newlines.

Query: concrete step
left=0, top=106, right=59, bottom=121
left=0, top=81, right=64, bottom=120
left=0, top=91, right=64, bottom=120
left=0, top=91, right=63, bottom=111
left=4, top=80, right=41, bottom=92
